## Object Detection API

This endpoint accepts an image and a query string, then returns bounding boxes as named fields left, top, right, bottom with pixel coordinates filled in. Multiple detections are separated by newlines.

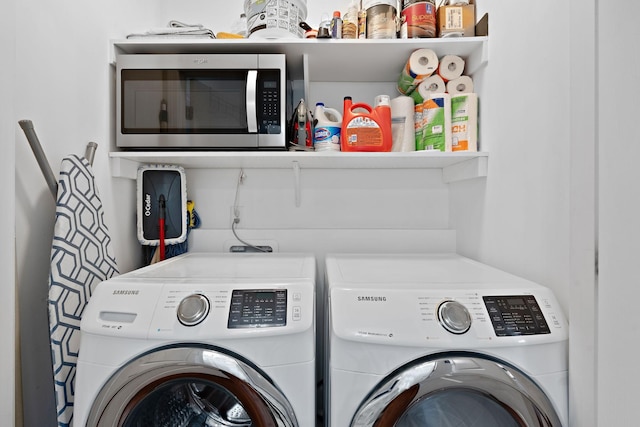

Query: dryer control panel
left=483, top=295, right=550, bottom=336
left=228, top=289, right=287, bottom=328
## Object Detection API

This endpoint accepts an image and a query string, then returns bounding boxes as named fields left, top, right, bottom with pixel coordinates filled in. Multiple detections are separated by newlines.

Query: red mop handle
left=159, top=195, right=166, bottom=261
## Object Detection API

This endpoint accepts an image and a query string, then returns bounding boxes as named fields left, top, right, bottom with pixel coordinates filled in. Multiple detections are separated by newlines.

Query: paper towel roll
left=397, top=48, right=439, bottom=95
left=437, top=55, right=465, bottom=82
left=446, top=75, right=474, bottom=95
left=410, top=74, right=446, bottom=103
left=390, top=95, right=416, bottom=152
left=419, top=93, right=452, bottom=152
left=451, top=93, right=478, bottom=152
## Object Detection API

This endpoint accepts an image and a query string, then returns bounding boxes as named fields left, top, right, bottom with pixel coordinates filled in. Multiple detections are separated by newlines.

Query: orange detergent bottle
left=341, top=96, right=393, bottom=152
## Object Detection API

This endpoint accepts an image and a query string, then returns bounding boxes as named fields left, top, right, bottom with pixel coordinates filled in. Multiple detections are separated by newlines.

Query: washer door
left=86, top=344, right=297, bottom=427
left=351, top=352, right=563, bottom=427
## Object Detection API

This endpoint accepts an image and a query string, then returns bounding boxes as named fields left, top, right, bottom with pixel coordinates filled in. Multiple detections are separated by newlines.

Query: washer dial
left=438, top=300, right=472, bottom=334
left=177, top=294, right=210, bottom=326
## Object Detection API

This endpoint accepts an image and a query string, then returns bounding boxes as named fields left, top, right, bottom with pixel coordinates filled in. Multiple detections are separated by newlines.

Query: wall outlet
left=223, top=239, right=279, bottom=252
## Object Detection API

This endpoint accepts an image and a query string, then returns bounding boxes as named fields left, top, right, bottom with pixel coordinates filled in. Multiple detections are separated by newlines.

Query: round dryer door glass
left=351, top=353, right=562, bottom=427
left=396, top=389, right=519, bottom=427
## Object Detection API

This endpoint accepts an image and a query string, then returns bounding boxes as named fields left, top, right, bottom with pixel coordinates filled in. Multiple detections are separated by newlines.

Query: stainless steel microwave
left=116, top=53, right=286, bottom=149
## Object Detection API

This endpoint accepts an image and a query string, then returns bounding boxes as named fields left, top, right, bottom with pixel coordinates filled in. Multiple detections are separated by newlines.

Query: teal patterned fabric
left=48, top=155, right=118, bottom=427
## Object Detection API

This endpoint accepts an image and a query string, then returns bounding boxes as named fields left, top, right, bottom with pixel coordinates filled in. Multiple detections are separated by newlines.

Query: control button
left=293, top=306, right=301, bottom=321
left=438, top=300, right=472, bottom=334
left=293, top=292, right=302, bottom=301
left=177, top=294, right=210, bottom=326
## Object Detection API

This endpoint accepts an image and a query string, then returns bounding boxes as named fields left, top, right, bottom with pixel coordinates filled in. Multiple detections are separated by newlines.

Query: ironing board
left=47, top=155, right=118, bottom=427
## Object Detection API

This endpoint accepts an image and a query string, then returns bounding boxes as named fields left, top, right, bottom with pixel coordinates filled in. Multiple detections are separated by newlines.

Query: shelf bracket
left=442, top=156, right=488, bottom=183
left=110, top=157, right=139, bottom=179
left=293, top=161, right=301, bottom=207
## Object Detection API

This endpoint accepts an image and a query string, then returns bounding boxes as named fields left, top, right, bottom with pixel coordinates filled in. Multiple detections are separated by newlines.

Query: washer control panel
left=228, top=289, right=287, bottom=328
left=483, top=295, right=550, bottom=336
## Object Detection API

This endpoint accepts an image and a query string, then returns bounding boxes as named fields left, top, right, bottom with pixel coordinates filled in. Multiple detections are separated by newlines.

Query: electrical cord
left=231, top=218, right=268, bottom=252
left=232, top=169, right=269, bottom=253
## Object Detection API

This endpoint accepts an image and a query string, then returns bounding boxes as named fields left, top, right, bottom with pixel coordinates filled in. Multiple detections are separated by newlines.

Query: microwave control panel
left=258, top=70, right=281, bottom=135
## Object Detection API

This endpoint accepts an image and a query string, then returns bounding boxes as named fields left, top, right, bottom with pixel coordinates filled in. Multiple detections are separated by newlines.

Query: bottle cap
left=333, top=11, right=341, bottom=18
left=374, top=94, right=391, bottom=107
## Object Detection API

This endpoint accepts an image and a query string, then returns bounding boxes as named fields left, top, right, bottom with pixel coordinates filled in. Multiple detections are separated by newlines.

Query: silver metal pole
left=85, top=141, right=98, bottom=166
left=18, top=119, right=58, bottom=199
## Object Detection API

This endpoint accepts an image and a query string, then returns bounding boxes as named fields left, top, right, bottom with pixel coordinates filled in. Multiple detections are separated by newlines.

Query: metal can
left=363, top=0, right=398, bottom=39
left=400, top=1, right=437, bottom=38
left=403, top=0, right=435, bottom=7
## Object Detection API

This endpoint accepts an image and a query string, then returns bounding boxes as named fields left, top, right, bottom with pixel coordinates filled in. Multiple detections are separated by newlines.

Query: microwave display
left=121, top=69, right=281, bottom=135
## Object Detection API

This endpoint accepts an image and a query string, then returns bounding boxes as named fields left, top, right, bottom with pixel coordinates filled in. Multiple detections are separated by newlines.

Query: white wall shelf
left=112, top=37, right=489, bottom=81
left=109, top=151, right=488, bottom=182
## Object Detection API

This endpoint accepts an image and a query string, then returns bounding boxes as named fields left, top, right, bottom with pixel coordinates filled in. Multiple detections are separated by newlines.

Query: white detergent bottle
left=312, top=103, right=343, bottom=151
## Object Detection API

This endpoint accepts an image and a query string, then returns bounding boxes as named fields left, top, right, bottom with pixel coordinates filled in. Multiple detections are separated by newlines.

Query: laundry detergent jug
left=341, top=96, right=392, bottom=152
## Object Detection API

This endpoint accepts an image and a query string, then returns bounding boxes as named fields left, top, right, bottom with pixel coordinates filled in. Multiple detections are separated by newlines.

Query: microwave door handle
left=246, top=70, right=258, bottom=133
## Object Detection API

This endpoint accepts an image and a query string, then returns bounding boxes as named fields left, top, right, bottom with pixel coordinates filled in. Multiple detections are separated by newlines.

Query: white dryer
left=74, top=252, right=317, bottom=427
left=325, top=253, right=568, bottom=427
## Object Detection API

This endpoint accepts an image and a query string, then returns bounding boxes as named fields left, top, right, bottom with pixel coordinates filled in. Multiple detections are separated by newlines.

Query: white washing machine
left=74, top=252, right=317, bottom=427
left=325, top=253, right=568, bottom=427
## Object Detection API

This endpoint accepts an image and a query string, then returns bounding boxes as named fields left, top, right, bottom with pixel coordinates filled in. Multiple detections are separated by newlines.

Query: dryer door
left=85, top=345, right=297, bottom=427
left=351, top=353, right=563, bottom=427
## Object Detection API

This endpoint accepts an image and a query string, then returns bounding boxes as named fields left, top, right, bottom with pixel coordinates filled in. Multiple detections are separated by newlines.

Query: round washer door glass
left=86, top=345, right=297, bottom=427
left=351, top=353, right=562, bottom=427
left=123, top=378, right=254, bottom=426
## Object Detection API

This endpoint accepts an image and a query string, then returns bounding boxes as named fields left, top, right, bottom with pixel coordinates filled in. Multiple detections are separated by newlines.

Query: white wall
left=568, top=0, right=597, bottom=424
left=2, top=0, right=16, bottom=424
left=597, top=1, right=640, bottom=425
left=12, top=0, right=581, bottom=426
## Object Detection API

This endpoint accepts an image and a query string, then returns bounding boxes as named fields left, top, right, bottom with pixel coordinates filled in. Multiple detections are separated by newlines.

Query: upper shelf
left=109, top=151, right=489, bottom=183
left=112, top=37, right=489, bottom=82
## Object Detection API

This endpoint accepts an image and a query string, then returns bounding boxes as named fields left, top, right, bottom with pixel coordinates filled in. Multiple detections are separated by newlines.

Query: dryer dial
left=177, top=294, right=210, bottom=326
left=438, top=300, right=472, bottom=334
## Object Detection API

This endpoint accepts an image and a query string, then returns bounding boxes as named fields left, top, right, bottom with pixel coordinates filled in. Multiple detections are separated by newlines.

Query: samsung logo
left=112, top=290, right=139, bottom=295
left=357, top=296, right=387, bottom=302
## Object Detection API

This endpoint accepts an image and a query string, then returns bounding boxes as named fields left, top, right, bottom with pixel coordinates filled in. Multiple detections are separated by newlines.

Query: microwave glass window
left=122, top=70, right=250, bottom=133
